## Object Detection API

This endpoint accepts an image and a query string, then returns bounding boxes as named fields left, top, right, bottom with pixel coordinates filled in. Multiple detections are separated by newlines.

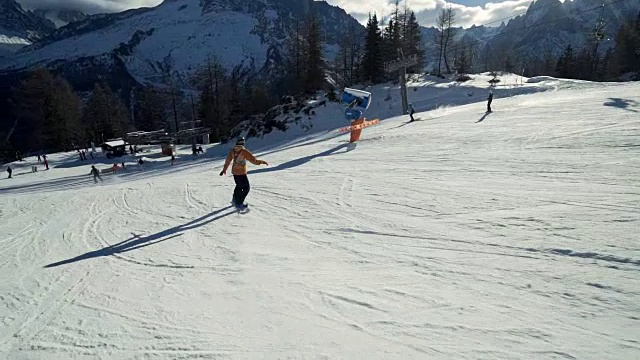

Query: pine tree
left=12, top=68, right=83, bottom=152
left=555, top=45, right=576, bottom=78
left=454, top=41, right=470, bottom=74
left=83, top=82, right=130, bottom=143
left=504, top=55, right=514, bottom=73
left=280, top=20, right=306, bottom=94
left=443, top=7, right=456, bottom=74
left=134, top=87, right=168, bottom=132
left=193, top=56, right=229, bottom=142
left=382, top=9, right=402, bottom=66
left=362, top=13, right=384, bottom=83
left=304, top=14, right=325, bottom=92
left=435, top=9, right=446, bottom=75
left=336, top=34, right=348, bottom=89
left=612, top=11, right=640, bottom=75
left=403, top=11, right=424, bottom=73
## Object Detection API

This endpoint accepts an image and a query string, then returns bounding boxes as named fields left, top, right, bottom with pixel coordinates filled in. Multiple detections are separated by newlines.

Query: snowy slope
left=1, top=77, right=639, bottom=358
left=238, top=72, right=554, bottom=142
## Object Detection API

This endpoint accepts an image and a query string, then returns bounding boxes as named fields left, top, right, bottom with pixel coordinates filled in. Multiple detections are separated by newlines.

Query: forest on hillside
left=1, top=7, right=638, bottom=162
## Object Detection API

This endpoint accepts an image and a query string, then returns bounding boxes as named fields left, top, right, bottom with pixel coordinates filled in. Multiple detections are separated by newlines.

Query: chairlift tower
left=384, top=48, right=419, bottom=115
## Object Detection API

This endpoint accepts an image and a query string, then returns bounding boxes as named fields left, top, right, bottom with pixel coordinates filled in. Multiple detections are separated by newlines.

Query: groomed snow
left=1, top=76, right=639, bottom=359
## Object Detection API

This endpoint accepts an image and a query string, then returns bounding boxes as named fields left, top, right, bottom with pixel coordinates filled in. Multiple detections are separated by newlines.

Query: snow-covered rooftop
left=102, top=139, right=126, bottom=147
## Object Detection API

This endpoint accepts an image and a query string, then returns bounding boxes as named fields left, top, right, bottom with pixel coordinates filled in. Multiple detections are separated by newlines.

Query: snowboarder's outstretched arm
left=243, top=150, right=268, bottom=166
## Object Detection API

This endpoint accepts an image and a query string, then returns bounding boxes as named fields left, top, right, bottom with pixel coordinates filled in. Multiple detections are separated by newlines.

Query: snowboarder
left=6, top=165, right=12, bottom=179
left=409, top=103, right=416, bottom=122
left=487, top=90, right=493, bottom=113
left=90, top=165, right=102, bottom=183
left=219, top=137, right=268, bottom=209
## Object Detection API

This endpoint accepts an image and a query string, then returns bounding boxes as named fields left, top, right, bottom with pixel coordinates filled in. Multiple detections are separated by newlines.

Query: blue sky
left=17, top=0, right=535, bottom=28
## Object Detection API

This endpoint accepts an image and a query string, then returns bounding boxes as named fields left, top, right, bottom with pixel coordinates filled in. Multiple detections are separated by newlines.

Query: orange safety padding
left=350, top=118, right=365, bottom=143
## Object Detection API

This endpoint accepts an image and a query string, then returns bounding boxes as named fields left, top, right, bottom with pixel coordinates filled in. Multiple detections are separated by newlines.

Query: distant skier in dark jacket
left=6, top=165, right=12, bottom=178
left=220, top=137, right=268, bottom=209
left=90, top=165, right=102, bottom=183
left=487, top=90, right=493, bottom=113
left=408, top=103, right=416, bottom=122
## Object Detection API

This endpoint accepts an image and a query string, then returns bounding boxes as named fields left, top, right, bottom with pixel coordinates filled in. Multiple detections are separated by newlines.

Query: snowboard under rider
left=220, top=137, right=268, bottom=209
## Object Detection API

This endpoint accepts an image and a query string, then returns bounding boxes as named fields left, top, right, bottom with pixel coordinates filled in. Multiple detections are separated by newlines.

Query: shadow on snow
left=44, top=206, right=236, bottom=268
left=603, top=98, right=639, bottom=113
left=250, top=143, right=354, bottom=175
left=476, top=112, right=492, bottom=123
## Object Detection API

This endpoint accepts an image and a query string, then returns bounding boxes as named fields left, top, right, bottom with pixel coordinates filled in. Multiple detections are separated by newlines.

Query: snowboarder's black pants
left=487, top=100, right=492, bottom=112
left=233, top=175, right=250, bottom=205
left=409, top=111, right=415, bottom=121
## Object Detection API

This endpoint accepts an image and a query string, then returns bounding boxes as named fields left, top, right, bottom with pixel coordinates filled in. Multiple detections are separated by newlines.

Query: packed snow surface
left=1, top=76, right=639, bottom=358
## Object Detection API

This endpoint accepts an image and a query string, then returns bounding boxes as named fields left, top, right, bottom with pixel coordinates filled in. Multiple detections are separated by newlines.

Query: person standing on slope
left=90, top=165, right=103, bottom=183
left=409, top=103, right=416, bottom=122
left=487, top=90, right=493, bottom=113
left=220, top=137, right=268, bottom=209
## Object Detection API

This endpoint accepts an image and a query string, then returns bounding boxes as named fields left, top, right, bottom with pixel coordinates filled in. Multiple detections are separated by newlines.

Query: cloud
left=326, top=0, right=534, bottom=28
left=16, top=0, right=534, bottom=28
left=17, top=0, right=162, bottom=14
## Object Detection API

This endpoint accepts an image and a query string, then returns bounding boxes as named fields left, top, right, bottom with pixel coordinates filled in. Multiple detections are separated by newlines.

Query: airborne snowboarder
left=219, top=137, right=268, bottom=210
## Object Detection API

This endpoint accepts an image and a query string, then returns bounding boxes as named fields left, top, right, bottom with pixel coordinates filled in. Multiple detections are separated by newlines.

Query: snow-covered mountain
left=421, top=0, right=640, bottom=72
left=32, top=9, right=88, bottom=28
left=486, top=0, right=640, bottom=60
left=0, top=0, right=363, bottom=90
left=0, top=0, right=55, bottom=56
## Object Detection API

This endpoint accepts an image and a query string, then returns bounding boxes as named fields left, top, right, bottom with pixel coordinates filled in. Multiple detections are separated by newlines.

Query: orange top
left=222, top=146, right=266, bottom=175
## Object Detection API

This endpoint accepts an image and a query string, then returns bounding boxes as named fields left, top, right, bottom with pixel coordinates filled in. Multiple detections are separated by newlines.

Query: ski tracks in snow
left=0, top=193, right=99, bottom=355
